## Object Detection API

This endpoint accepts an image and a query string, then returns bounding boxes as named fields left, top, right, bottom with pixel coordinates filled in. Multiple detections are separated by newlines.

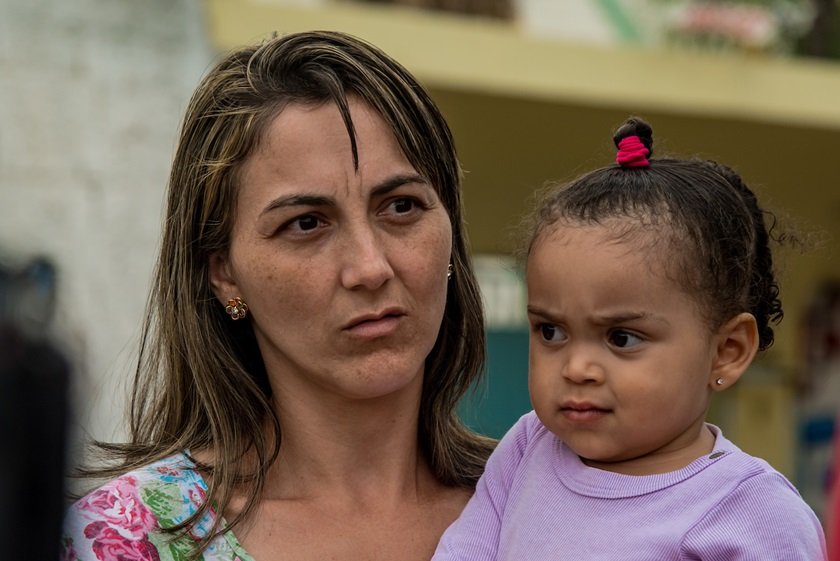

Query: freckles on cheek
left=258, top=262, right=312, bottom=303
left=233, top=255, right=282, bottom=301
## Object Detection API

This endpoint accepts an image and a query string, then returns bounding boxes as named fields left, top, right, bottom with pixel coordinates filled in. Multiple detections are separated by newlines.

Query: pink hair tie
left=616, top=135, right=650, bottom=168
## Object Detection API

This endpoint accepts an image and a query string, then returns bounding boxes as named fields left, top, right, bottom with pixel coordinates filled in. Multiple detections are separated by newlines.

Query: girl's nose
left=339, top=225, right=395, bottom=291
left=562, top=345, right=605, bottom=385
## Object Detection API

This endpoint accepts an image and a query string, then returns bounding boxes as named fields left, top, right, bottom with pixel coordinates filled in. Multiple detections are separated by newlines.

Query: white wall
left=0, top=0, right=213, bottom=458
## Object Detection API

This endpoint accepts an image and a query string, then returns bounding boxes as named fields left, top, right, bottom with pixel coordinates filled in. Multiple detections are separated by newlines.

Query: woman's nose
left=339, top=225, right=395, bottom=291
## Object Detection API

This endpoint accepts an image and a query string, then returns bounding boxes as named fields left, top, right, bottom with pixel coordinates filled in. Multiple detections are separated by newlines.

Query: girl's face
left=526, top=222, right=722, bottom=475
left=209, top=98, right=452, bottom=409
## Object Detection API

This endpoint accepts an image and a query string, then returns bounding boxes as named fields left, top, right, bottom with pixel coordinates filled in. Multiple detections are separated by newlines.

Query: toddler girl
left=434, top=117, right=827, bottom=560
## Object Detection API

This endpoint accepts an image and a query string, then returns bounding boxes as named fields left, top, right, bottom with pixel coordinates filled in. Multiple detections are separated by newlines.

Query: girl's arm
left=682, top=471, right=827, bottom=560
left=432, top=412, right=537, bottom=561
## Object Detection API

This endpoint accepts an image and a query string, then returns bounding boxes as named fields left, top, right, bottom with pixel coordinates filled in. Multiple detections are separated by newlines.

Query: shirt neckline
left=552, top=424, right=736, bottom=499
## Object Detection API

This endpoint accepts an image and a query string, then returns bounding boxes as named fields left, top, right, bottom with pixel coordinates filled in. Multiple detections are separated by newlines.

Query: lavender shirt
left=434, top=411, right=826, bottom=560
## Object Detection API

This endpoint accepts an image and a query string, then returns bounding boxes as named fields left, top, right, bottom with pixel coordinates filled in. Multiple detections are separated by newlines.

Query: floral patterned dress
left=61, top=453, right=255, bottom=561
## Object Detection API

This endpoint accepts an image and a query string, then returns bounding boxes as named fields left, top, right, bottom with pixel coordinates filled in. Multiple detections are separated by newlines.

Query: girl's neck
left=582, top=423, right=716, bottom=476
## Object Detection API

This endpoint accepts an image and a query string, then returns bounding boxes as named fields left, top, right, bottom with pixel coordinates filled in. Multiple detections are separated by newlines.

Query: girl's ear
left=208, top=251, right=238, bottom=304
left=709, top=313, right=759, bottom=391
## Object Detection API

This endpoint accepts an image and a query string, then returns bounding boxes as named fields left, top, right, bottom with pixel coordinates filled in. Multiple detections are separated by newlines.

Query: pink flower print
left=79, top=476, right=157, bottom=540
left=155, top=465, right=181, bottom=478
left=187, top=482, right=207, bottom=510
left=87, top=524, right=160, bottom=561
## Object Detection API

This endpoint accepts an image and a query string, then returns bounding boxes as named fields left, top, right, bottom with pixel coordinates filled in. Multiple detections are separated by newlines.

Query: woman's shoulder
left=61, top=452, right=225, bottom=561
left=68, top=452, right=207, bottom=526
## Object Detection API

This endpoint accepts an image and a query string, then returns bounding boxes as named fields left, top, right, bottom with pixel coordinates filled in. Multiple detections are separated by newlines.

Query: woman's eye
left=383, top=196, right=429, bottom=218
left=287, top=214, right=322, bottom=233
left=392, top=198, right=416, bottom=214
left=608, top=330, right=643, bottom=349
left=539, top=324, right=566, bottom=343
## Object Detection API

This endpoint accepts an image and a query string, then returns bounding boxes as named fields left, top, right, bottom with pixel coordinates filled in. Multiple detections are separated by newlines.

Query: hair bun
left=613, top=117, right=653, bottom=156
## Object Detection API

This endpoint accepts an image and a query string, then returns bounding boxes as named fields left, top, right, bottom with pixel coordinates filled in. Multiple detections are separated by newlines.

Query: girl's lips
left=560, top=403, right=611, bottom=423
left=561, top=408, right=609, bottom=422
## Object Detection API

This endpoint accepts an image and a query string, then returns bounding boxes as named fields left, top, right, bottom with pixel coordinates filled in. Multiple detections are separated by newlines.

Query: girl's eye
left=538, top=323, right=566, bottom=343
left=607, top=330, right=643, bottom=349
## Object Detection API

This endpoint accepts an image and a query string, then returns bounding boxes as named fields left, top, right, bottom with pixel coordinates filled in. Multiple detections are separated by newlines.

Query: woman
left=62, top=31, right=494, bottom=561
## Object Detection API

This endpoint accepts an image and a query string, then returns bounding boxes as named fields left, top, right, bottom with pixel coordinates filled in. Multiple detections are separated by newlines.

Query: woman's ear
left=709, top=312, right=759, bottom=390
left=208, top=251, right=238, bottom=304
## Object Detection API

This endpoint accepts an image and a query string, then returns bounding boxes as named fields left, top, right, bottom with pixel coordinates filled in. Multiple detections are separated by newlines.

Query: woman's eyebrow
left=260, top=194, right=333, bottom=217
left=369, top=173, right=428, bottom=197
left=260, top=173, right=429, bottom=217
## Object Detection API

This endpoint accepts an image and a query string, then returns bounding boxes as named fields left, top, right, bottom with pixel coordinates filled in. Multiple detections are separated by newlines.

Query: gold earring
left=225, top=297, right=248, bottom=320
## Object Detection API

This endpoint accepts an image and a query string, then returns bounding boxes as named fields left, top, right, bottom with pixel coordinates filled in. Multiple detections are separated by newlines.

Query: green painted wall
left=459, top=329, right=531, bottom=438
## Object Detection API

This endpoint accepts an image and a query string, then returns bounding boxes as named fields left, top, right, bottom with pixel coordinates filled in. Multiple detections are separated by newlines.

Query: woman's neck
left=263, top=371, right=432, bottom=505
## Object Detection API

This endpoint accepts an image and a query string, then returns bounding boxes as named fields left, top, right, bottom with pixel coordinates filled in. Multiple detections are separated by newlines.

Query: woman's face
left=210, top=98, right=452, bottom=405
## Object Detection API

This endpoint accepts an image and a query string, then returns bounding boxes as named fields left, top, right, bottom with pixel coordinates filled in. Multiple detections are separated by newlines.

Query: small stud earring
left=447, top=263, right=453, bottom=280
left=225, top=297, right=249, bottom=320
left=715, top=378, right=724, bottom=386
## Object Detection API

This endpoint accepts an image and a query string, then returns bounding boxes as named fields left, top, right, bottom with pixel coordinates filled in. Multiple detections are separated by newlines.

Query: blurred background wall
left=2, top=0, right=838, bottom=521
left=0, top=0, right=213, bottom=458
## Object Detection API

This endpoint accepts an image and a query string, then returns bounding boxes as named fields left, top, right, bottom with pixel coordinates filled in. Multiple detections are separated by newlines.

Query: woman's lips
left=344, top=310, right=405, bottom=338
